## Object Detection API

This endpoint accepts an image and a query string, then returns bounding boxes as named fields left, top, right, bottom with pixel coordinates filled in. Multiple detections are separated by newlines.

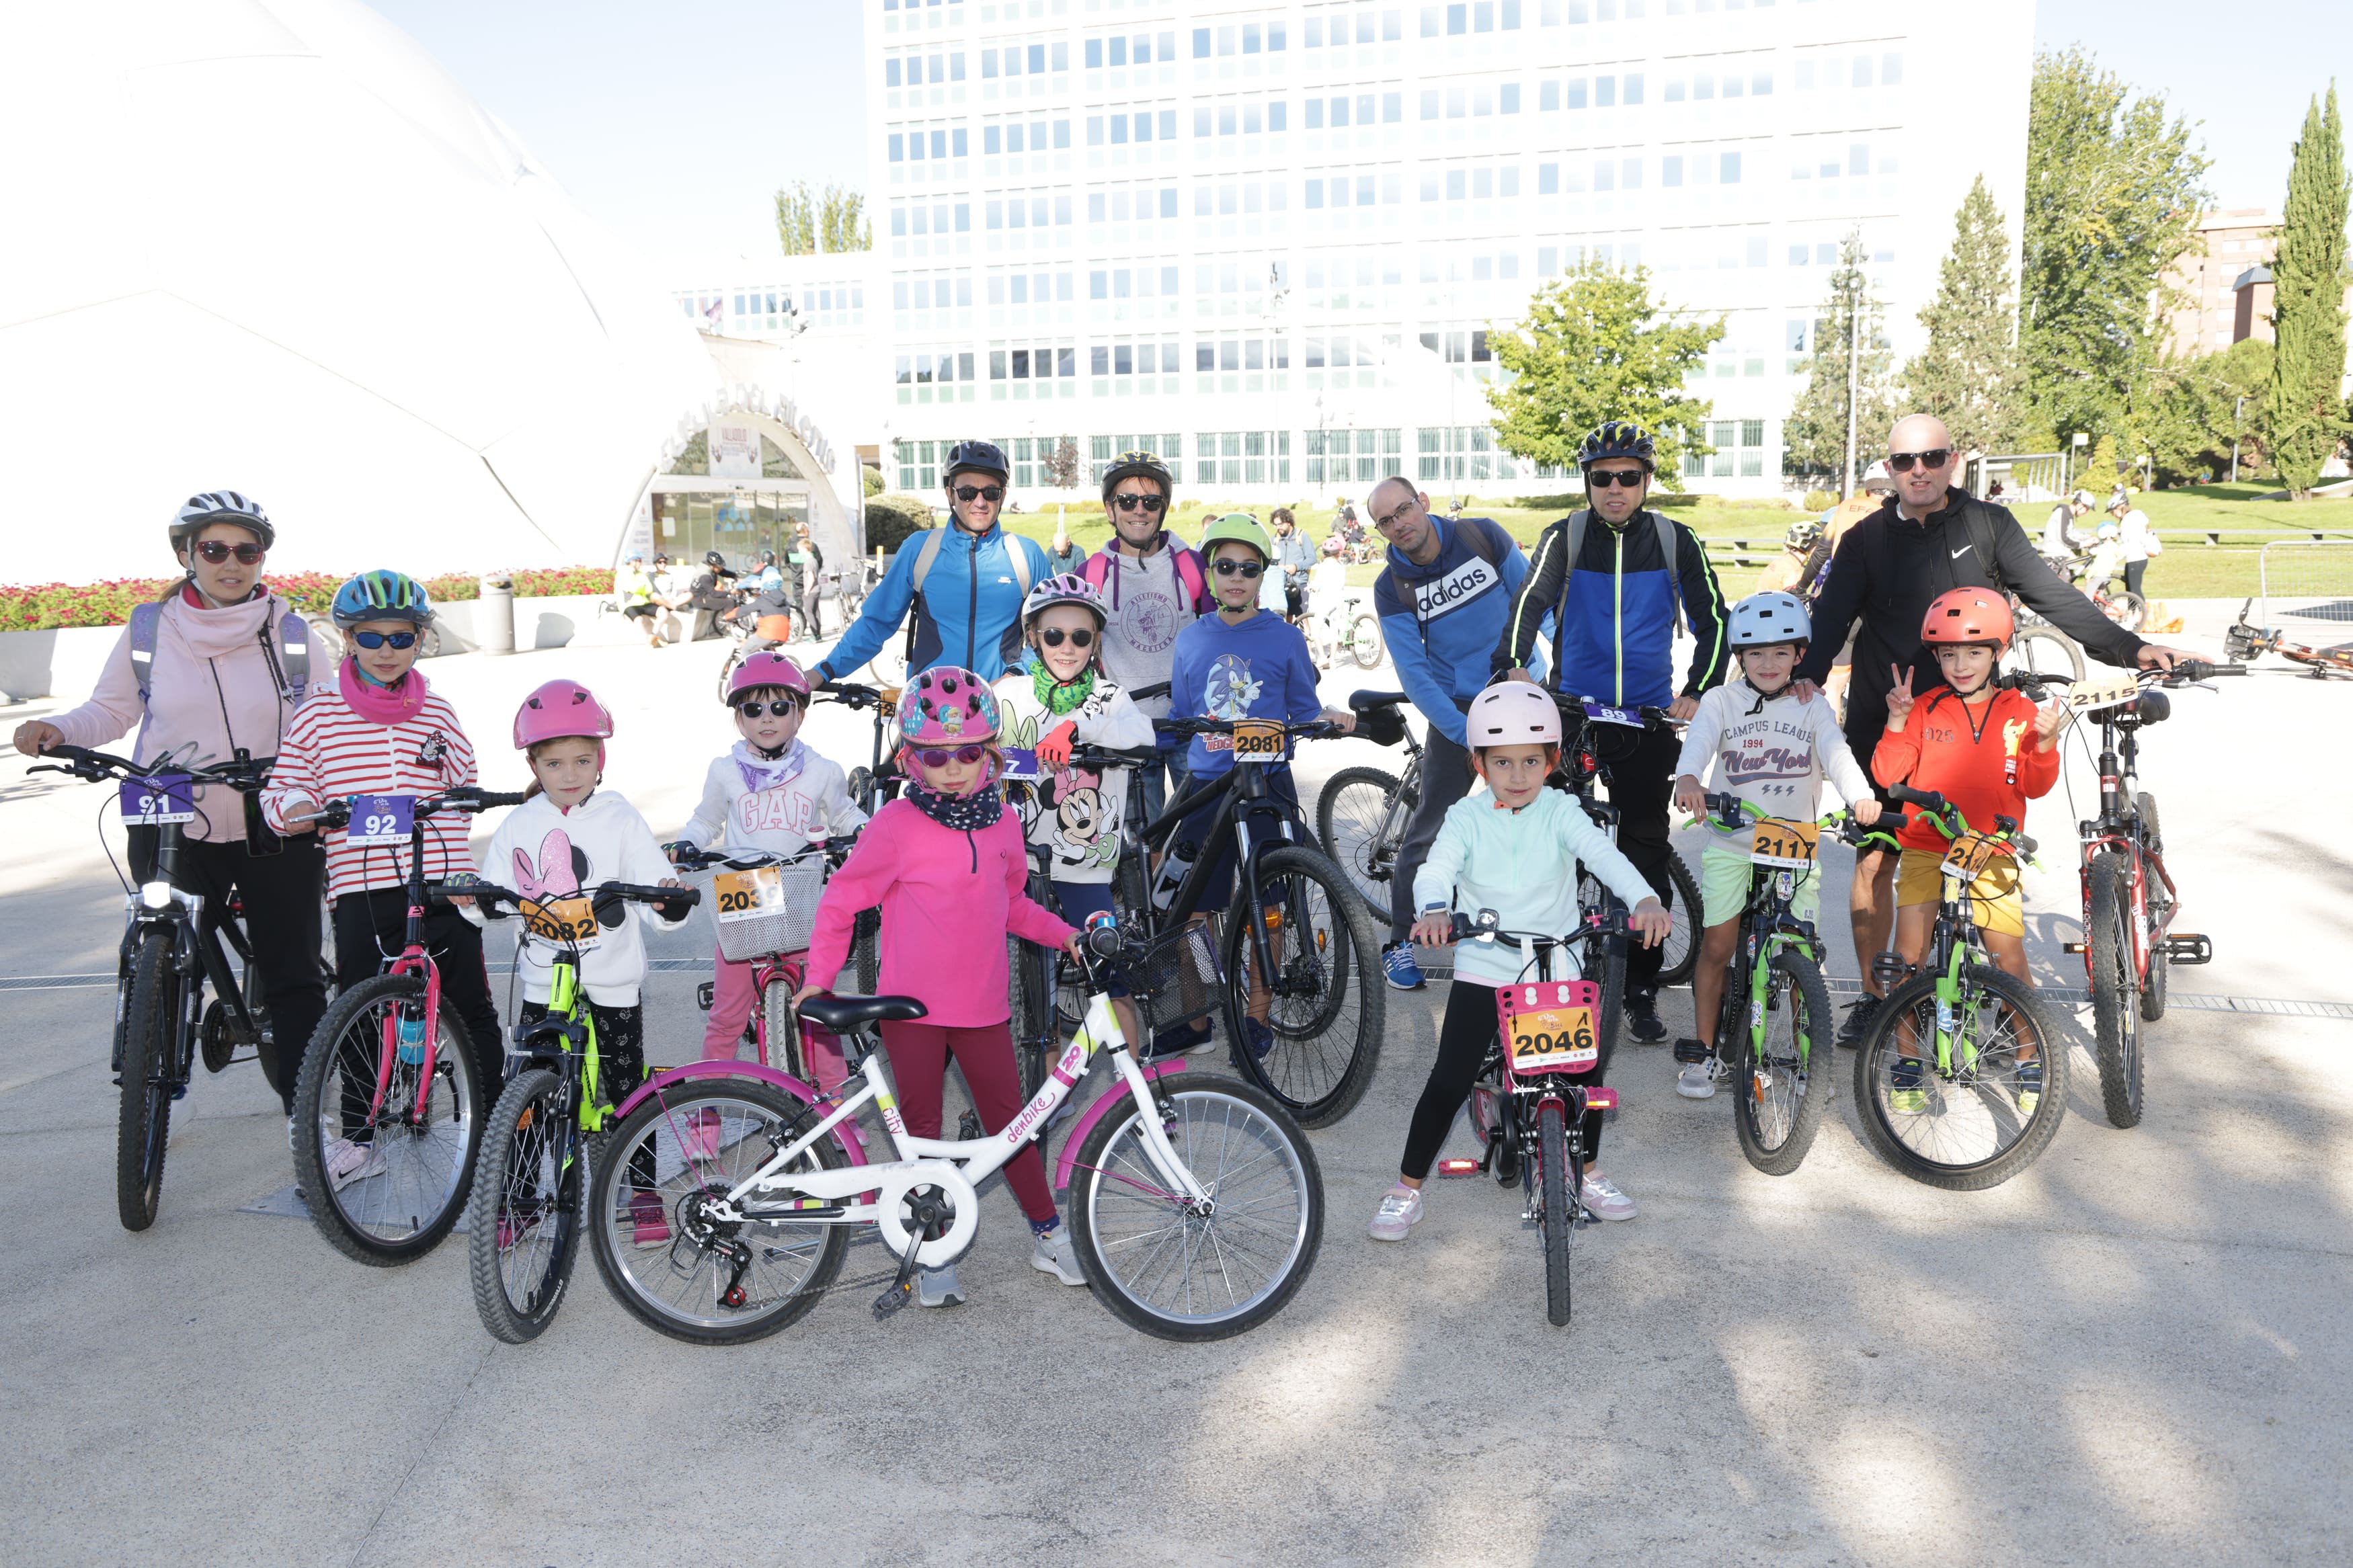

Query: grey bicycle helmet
left=1099, top=448, right=1174, bottom=503
left=169, top=491, right=274, bottom=551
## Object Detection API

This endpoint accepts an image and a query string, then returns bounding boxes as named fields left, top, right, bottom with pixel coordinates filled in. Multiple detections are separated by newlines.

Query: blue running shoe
left=1382, top=942, right=1426, bottom=991
left=1244, top=1017, right=1275, bottom=1059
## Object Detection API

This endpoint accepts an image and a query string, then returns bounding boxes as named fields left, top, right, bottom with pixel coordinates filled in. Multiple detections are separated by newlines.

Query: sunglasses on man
left=1035, top=626, right=1094, bottom=649
left=352, top=630, right=418, bottom=650
left=1112, top=493, right=1168, bottom=514
left=192, top=540, right=266, bottom=565
left=913, top=743, right=989, bottom=768
left=1212, top=559, right=1263, bottom=579
left=952, top=484, right=1006, bottom=503
left=1887, top=448, right=1952, bottom=474
left=1583, top=469, right=1647, bottom=489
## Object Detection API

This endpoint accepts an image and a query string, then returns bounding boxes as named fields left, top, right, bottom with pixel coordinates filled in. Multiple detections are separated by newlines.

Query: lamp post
left=2231, top=395, right=2248, bottom=485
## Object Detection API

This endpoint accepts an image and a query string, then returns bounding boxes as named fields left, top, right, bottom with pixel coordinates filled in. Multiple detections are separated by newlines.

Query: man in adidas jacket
left=1367, top=479, right=1546, bottom=986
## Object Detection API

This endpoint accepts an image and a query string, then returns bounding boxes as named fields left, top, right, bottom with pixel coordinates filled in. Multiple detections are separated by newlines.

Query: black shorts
left=622, top=603, right=658, bottom=622
left=1284, top=584, right=1307, bottom=617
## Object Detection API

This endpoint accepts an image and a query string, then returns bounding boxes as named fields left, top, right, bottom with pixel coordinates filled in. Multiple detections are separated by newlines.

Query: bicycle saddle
left=1348, top=689, right=1408, bottom=710
left=797, top=993, right=928, bottom=1034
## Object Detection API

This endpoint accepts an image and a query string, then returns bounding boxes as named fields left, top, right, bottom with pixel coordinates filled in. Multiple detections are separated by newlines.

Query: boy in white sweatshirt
left=1669, top=591, right=1880, bottom=1100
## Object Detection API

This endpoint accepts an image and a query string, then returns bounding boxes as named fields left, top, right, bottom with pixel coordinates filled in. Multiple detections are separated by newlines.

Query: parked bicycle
left=2225, top=600, right=2353, bottom=678
left=586, top=913, right=1324, bottom=1343
left=1849, top=786, right=2065, bottom=1190
left=27, top=744, right=302, bottom=1231
left=672, top=839, right=860, bottom=1084
left=457, top=875, right=702, bottom=1343
left=814, top=678, right=905, bottom=993
left=1311, top=595, right=1386, bottom=671
left=288, top=784, right=530, bottom=1264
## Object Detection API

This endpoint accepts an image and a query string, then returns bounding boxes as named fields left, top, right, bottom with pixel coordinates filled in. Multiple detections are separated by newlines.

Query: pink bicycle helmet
left=514, top=679, right=616, bottom=749
left=898, top=665, right=999, bottom=746
left=726, top=651, right=811, bottom=705
left=1466, top=680, right=1562, bottom=747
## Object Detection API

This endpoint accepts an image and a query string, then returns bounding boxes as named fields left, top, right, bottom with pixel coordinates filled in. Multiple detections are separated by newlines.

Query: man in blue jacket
left=812, top=440, right=1052, bottom=684
left=1368, top=477, right=1546, bottom=990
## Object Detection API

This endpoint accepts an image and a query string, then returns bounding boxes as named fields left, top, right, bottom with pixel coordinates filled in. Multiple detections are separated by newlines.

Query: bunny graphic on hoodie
left=465, top=790, right=687, bottom=1007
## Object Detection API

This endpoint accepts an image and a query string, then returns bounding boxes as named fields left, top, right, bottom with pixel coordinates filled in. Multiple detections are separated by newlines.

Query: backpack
left=1080, top=536, right=1210, bottom=612
left=1456, top=515, right=1513, bottom=572
left=128, top=600, right=312, bottom=710
left=908, top=526, right=1036, bottom=602
left=1561, top=509, right=1688, bottom=634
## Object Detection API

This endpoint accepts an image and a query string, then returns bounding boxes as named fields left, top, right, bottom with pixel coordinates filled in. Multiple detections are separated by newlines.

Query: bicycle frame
left=1903, top=808, right=2034, bottom=1080
left=1131, top=757, right=1300, bottom=995
left=2073, top=708, right=2173, bottom=991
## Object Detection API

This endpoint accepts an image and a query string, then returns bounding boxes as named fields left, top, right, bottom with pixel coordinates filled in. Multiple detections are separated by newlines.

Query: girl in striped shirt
left=261, top=571, right=503, bottom=1188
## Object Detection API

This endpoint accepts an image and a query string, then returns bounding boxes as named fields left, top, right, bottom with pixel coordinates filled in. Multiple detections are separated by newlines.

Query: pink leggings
left=879, top=1018, right=1058, bottom=1227
left=701, top=944, right=847, bottom=1094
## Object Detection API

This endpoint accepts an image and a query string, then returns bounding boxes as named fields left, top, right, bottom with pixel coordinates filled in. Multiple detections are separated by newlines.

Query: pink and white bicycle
left=584, top=917, right=1326, bottom=1344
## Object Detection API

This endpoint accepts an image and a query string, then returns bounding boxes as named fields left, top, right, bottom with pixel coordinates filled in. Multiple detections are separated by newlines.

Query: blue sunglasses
left=352, top=630, right=419, bottom=650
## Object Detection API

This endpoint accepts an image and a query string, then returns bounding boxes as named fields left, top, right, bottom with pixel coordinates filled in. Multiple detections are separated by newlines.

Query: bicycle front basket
left=713, top=855, right=832, bottom=962
left=1124, top=921, right=1226, bottom=1032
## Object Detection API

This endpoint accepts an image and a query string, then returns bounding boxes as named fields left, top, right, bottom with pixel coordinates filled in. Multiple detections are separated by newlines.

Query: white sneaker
left=1676, top=1058, right=1726, bottom=1100
left=323, top=1137, right=386, bottom=1190
left=1368, top=1183, right=1425, bottom=1241
left=917, top=1263, right=965, bottom=1307
left=1579, top=1173, right=1637, bottom=1223
left=1031, top=1226, right=1088, bottom=1286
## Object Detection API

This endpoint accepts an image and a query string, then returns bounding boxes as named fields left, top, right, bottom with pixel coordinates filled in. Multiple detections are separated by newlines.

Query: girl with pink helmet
left=463, top=678, right=694, bottom=1246
left=797, top=664, right=1087, bottom=1309
left=668, top=652, right=867, bottom=1088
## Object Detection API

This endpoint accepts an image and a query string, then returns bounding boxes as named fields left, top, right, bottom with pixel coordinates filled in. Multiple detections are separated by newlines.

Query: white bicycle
left=586, top=917, right=1325, bottom=1343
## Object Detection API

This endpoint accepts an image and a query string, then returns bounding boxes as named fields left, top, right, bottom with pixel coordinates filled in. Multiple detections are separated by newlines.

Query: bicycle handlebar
left=814, top=680, right=890, bottom=710
left=292, top=785, right=530, bottom=831
left=668, top=837, right=857, bottom=872
left=1445, top=909, right=1627, bottom=948
left=1064, top=743, right=1164, bottom=770
left=28, top=743, right=273, bottom=791
left=432, top=876, right=702, bottom=925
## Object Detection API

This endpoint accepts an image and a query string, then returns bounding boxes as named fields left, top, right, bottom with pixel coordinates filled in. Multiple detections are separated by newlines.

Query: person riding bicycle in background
left=1872, top=589, right=2063, bottom=1115
left=668, top=651, right=867, bottom=1091
left=260, top=571, right=502, bottom=1182
left=1080, top=449, right=1214, bottom=820
left=2043, top=489, right=2096, bottom=565
left=1270, top=508, right=1315, bottom=623
left=795, top=667, right=1087, bottom=1308
left=15, top=491, right=332, bottom=1116
left=1367, top=476, right=1547, bottom=992
left=1668, top=591, right=1880, bottom=1100
left=811, top=440, right=1052, bottom=686
left=1373, top=682, right=1670, bottom=1242
left=1792, top=413, right=2195, bottom=1047
left=1494, top=421, right=1731, bottom=1045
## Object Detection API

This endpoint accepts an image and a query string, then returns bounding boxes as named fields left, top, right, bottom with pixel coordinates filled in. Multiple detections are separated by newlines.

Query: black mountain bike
left=815, top=679, right=904, bottom=992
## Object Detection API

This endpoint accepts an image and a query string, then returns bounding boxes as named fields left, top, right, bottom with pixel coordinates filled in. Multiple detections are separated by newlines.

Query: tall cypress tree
left=1784, top=231, right=1897, bottom=489
left=1906, top=176, right=2027, bottom=458
left=2266, top=85, right=2352, bottom=499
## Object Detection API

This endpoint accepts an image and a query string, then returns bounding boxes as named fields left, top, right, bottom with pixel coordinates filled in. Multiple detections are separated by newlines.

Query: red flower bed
left=0, top=568, right=619, bottom=632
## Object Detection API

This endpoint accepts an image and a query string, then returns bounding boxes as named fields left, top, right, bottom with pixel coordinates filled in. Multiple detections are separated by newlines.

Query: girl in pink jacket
left=798, top=665, right=1082, bottom=1309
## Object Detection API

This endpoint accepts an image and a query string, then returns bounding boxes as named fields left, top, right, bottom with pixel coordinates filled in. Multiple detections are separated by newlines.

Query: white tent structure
left=0, top=0, right=719, bottom=586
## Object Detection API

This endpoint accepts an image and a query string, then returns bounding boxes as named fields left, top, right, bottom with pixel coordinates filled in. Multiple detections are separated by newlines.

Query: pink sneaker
left=630, top=1190, right=670, bottom=1248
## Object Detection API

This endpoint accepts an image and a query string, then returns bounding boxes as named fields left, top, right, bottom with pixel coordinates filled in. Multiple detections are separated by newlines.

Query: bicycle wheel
left=758, top=975, right=805, bottom=1079
left=1652, top=851, right=1702, bottom=989
left=1008, top=936, right=1051, bottom=1100
left=1732, top=949, right=1836, bottom=1176
left=1537, top=1100, right=1572, bottom=1327
left=714, top=649, right=744, bottom=705
left=850, top=909, right=881, bottom=995
left=117, top=929, right=179, bottom=1232
left=2085, top=853, right=2143, bottom=1130
left=1348, top=614, right=1384, bottom=669
left=1579, top=875, right=1628, bottom=1061
left=1222, top=845, right=1386, bottom=1127
left=1065, top=1074, right=1321, bottom=1341
left=2003, top=628, right=2085, bottom=686
left=1314, top=764, right=1410, bottom=919
left=588, top=1078, right=850, bottom=1345
left=466, top=1069, right=582, bottom=1343
left=1850, top=966, right=2068, bottom=1190
left=2136, top=796, right=2168, bottom=1024
left=2101, top=590, right=2147, bottom=632
left=292, top=973, right=482, bottom=1265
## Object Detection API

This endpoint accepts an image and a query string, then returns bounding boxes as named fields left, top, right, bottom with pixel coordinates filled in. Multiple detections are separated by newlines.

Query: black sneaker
left=1836, top=994, right=1882, bottom=1050
left=1142, top=1019, right=1213, bottom=1062
left=1624, top=989, right=1667, bottom=1044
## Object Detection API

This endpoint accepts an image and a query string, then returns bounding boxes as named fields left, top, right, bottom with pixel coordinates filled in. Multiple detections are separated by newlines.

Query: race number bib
left=998, top=747, right=1045, bottom=782
left=875, top=687, right=902, bottom=719
left=1497, top=979, right=1602, bottom=1075
left=1749, top=818, right=1821, bottom=867
left=1942, top=833, right=2009, bottom=878
left=1230, top=718, right=1287, bottom=765
left=522, top=893, right=602, bottom=952
left=1581, top=702, right=1641, bottom=727
left=118, top=774, right=194, bottom=826
left=345, top=794, right=415, bottom=848
left=712, top=866, right=786, bottom=923
left=2065, top=675, right=2140, bottom=713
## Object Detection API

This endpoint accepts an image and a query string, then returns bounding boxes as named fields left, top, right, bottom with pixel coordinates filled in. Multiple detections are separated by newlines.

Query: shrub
left=865, top=493, right=935, bottom=555
left=1802, top=489, right=1839, bottom=512
left=861, top=463, right=885, bottom=496
left=0, top=567, right=621, bottom=632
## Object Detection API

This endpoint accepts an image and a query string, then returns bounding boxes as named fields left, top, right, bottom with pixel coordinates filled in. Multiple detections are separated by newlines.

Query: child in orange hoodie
left=1873, top=589, right=2064, bottom=1106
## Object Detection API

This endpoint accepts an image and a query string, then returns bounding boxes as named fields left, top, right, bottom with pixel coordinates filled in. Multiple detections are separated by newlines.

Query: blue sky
left=372, top=0, right=2350, bottom=272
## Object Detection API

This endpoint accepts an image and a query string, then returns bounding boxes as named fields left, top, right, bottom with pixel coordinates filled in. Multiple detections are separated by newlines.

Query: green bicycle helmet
left=1198, top=513, right=1275, bottom=565
left=331, top=569, right=434, bottom=628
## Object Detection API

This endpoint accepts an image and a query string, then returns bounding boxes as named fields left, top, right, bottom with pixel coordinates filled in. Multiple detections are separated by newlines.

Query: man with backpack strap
left=811, top=440, right=1049, bottom=685
left=1083, top=450, right=1213, bottom=820
left=1494, top=421, right=1731, bottom=1042
left=1794, top=413, right=2197, bottom=1046
left=1367, top=478, right=1548, bottom=989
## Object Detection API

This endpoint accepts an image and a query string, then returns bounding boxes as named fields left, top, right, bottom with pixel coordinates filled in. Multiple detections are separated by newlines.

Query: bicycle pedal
left=696, top=981, right=715, bottom=1012
left=1434, top=1157, right=1482, bottom=1178
left=957, top=1110, right=982, bottom=1142
left=2163, top=933, right=2213, bottom=964
left=1672, top=1038, right=1710, bottom=1065
left=871, top=1280, right=914, bottom=1320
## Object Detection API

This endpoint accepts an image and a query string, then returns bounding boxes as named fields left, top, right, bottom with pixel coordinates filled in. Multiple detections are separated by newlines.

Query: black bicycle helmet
left=703, top=549, right=727, bottom=569
left=1578, top=421, right=1657, bottom=473
left=1099, top=448, right=1174, bottom=504
left=169, top=491, right=275, bottom=551
left=942, top=440, right=1010, bottom=485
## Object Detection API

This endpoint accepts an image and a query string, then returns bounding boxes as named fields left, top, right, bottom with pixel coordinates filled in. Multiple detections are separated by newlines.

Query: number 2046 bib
left=1497, top=979, right=1602, bottom=1076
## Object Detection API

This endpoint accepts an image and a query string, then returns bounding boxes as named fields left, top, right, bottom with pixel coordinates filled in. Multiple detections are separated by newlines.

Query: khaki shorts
left=1700, top=839, right=1822, bottom=927
left=1895, top=847, right=2024, bottom=938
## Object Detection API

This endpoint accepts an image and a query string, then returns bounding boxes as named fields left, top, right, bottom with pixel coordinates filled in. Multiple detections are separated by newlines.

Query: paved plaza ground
left=1, top=604, right=2346, bottom=1566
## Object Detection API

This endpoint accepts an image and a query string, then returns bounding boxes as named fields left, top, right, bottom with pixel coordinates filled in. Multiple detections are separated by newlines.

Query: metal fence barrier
left=2258, top=539, right=2353, bottom=624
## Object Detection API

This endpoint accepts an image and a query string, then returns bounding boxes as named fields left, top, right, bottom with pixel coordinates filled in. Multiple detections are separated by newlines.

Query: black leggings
left=1402, top=979, right=1610, bottom=1180
left=1597, top=720, right=1683, bottom=995
left=517, top=997, right=652, bottom=1185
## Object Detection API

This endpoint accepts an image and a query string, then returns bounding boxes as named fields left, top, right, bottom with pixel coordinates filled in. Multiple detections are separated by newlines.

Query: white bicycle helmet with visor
left=1466, top=680, right=1562, bottom=748
left=1727, top=590, right=1810, bottom=649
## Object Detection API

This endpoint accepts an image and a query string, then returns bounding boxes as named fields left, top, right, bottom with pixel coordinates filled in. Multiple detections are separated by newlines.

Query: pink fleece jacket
left=803, top=798, right=1076, bottom=1028
left=49, top=587, right=332, bottom=842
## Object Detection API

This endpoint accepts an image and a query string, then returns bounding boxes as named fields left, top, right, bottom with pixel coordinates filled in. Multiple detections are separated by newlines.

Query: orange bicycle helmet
left=1920, top=588, right=2013, bottom=651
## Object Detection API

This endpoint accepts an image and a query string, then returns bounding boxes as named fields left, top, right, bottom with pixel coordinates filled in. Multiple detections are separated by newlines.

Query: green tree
left=1043, top=436, right=1084, bottom=491
left=2266, top=85, right=2352, bottom=498
left=819, top=186, right=872, bottom=252
left=1905, top=177, right=2027, bottom=457
left=774, top=182, right=816, bottom=255
left=1784, top=231, right=1898, bottom=490
left=2018, top=48, right=2210, bottom=454
left=2141, top=339, right=2274, bottom=485
left=1486, top=257, right=1723, bottom=489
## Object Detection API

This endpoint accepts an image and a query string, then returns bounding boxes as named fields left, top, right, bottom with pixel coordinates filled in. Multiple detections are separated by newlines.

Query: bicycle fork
left=370, top=939, right=448, bottom=1127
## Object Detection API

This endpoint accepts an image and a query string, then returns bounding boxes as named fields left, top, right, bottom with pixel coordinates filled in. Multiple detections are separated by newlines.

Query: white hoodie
left=1673, top=679, right=1874, bottom=848
left=679, top=739, right=867, bottom=859
left=464, top=788, right=686, bottom=1006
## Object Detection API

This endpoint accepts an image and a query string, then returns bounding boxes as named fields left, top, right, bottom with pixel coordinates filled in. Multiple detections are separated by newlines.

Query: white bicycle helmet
left=1466, top=681, right=1562, bottom=747
left=1021, top=571, right=1106, bottom=628
left=1728, top=590, right=1810, bottom=649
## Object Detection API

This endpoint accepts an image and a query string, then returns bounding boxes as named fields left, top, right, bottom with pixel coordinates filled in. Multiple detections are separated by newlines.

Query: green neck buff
left=1029, top=657, right=1096, bottom=716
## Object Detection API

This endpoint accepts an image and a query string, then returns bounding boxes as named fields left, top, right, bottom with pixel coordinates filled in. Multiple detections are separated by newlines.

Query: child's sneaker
left=1143, top=1019, right=1213, bottom=1061
left=1624, top=989, right=1667, bottom=1043
left=1578, top=1172, right=1636, bottom=1221
left=1382, top=942, right=1427, bottom=991
left=1675, top=1056, right=1724, bottom=1100
left=1888, top=1055, right=1928, bottom=1115
left=1031, top=1225, right=1088, bottom=1285
left=1368, top=1183, right=1424, bottom=1241
left=917, top=1262, right=965, bottom=1307
left=2016, top=1059, right=2044, bottom=1118
left=629, top=1190, right=670, bottom=1248
left=323, top=1137, right=385, bottom=1190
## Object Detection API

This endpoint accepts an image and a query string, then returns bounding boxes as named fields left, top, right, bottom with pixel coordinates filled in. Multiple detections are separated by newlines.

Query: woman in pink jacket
left=14, top=493, right=332, bottom=1115
left=798, top=665, right=1084, bottom=1310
